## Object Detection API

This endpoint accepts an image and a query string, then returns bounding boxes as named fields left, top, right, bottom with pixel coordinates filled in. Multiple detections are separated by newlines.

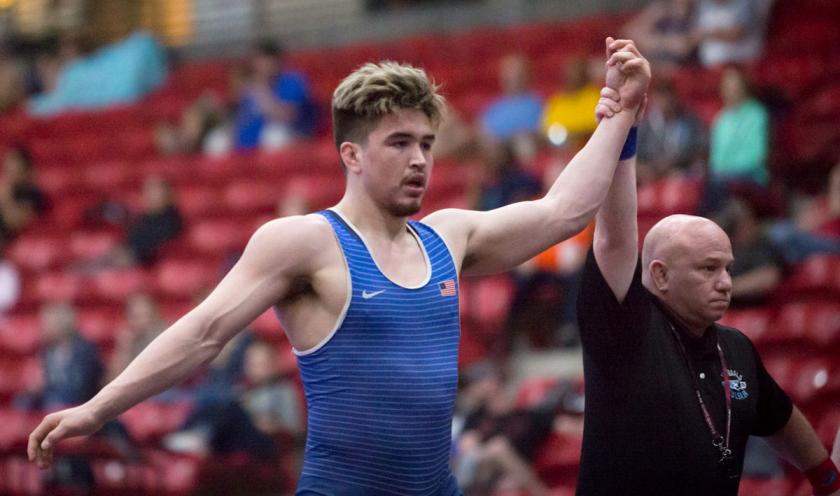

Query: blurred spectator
left=240, top=340, right=303, bottom=437
left=0, top=147, right=49, bottom=244
left=16, top=305, right=134, bottom=493
left=28, top=30, right=167, bottom=115
left=541, top=56, right=602, bottom=146
left=699, top=65, right=769, bottom=214
left=0, top=247, right=21, bottom=314
left=163, top=339, right=302, bottom=458
left=637, top=79, right=707, bottom=184
left=693, top=0, right=771, bottom=67
left=621, top=0, right=697, bottom=73
left=123, top=176, right=183, bottom=264
left=89, top=176, right=183, bottom=269
left=508, top=223, right=593, bottom=350
left=0, top=43, right=26, bottom=113
left=78, top=176, right=182, bottom=273
left=155, top=93, right=229, bottom=156
left=431, top=106, right=478, bottom=160
left=472, top=138, right=541, bottom=212
left=108, top=293, right=168, bottom=380
left=234, top=40, right=317, bottom=151
left=453, top=362, right=582, bottom=496
left=32, top=31, right=88, bottom=96
left=479, top=53, right=543, bottom=142
left=15, top=302, right=103, bottom=411
left=767, top=162, right=840, bottom=263
left=715, top=198, right=784, bottom=307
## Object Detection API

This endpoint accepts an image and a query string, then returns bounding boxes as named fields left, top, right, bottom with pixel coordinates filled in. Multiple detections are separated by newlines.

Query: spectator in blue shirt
left=234, top=40, right=317, bottom=151
left=14, top=302, right=103, bottom=411
left=479, top=54, right=543, bottom=142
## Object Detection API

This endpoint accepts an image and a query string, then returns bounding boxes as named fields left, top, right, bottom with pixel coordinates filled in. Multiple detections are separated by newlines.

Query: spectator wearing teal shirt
left=235, top=40, right=317, bottom=151
left=700, top=65, right=769, bottom=214
left=710, top=66, right=769, bottom=184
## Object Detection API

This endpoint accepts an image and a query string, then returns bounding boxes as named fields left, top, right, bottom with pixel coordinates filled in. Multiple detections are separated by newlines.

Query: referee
left=576, top=47, right=840, bottom=495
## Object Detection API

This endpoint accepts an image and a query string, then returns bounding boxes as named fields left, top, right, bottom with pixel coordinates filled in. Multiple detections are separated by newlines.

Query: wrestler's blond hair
left=332, top=61, right=446, bottom=152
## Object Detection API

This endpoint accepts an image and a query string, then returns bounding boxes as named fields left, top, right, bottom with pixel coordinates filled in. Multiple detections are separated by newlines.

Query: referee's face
left=665, top=226, right=734, bottom=330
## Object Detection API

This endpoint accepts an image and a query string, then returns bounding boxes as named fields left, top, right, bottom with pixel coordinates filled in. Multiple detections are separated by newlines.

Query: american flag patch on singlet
left=439, top=279, right=456, bottom=296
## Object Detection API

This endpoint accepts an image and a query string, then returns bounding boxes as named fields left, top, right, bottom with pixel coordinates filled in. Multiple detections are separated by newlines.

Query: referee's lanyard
left=668, top=323, right=739, bottom=479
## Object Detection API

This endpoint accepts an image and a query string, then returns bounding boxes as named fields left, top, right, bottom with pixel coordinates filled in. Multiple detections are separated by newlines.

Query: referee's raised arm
left=592, top=38, right=647, bottom=303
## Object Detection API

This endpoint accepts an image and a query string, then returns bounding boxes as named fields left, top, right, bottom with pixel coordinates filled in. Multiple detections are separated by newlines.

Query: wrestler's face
left=659, top=224, right=734, bottom=329
left=351, top=109, right=436, bottom=218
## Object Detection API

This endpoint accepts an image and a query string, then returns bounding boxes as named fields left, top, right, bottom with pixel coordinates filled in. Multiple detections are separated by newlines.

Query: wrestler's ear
left=340, top=142, right=363, bottom=175
left=650, top=260, right=669, bottom=292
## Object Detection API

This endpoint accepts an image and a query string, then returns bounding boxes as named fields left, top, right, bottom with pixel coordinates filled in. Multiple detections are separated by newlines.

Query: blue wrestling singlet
left=293, top=209, right=463, bottom=496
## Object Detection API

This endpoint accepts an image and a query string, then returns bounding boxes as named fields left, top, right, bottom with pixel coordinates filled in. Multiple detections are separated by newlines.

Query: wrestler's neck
left=334, top=192, right=409, bottom=241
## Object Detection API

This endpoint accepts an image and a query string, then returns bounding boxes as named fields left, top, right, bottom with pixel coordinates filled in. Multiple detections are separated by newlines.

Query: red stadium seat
left=816, top=409, right=840, bottom=448
left=69, top=230, right=121, bottom=260
left=0, top=409, right=43, bottom=451
left=0, top=357, right=42, bottom=399
left=250, top=308, right=284, bottom=340
left=778, top=301, right=840, bottom=347
left=80, top=160, right=138, bottom=190
left=786, top=255, right=840, bottom=298
left=192, top=154, right=248, bottom=184
left=533, top=431, right=583, bottom=488
left=77, top=306, right=123, bottom=348
left=222, top=179, right=281, bottom=214
left=154, top=259, right=219, bottom=298
left=460, top=275, right=515, bottom=332
left=787, top=356, right=838, bottom=404
left=637, top=176, right=702, bottom=217
left=177, top=184, right=224, bottom=219
left=90, top=268, right=150, bottom=302
left=120, top=401, right=192, bottom=445
left=0, top=313, right=41, bottom=355
left=38, top=164, right=81, bottom=194
left=718, top=307, right=774, bottom=346
left=33, top=270, right=86, bottom=302
left=0, top=455, right=43, bottom=495
left=7, top=234, right=68, bottom=272
left=186, top=217, right=251, bottom=254
left=92, top=457, right=153, bottom=494
left=458, top=325, right=489, bottom=368
left=48, top=195, right=90, bottom=229
left=289, top=173, right=346, bottom=209
left=516, top=376, right=560, bottom=409
left=762, top=354, right=800, bottom=394
left=737, top=477, right=794, bottom=496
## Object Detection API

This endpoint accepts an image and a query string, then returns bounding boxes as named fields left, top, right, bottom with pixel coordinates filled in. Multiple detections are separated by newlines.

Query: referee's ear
left=650, top=260, right=669, bottom=292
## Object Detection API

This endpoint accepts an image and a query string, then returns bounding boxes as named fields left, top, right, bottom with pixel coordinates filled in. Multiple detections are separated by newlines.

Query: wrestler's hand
left=595, top=87, right=623, bottom=122
left=604, top=37, right=650, bottom=116
left=28, top=405, right=104, bottom=469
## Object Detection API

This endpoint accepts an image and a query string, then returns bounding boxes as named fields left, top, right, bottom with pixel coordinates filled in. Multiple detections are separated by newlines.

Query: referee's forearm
left=594, top=155, right=638, bottom=254
left=544, top=110, right=636, bottom=234
left=766, top=407, right=829, bottom=472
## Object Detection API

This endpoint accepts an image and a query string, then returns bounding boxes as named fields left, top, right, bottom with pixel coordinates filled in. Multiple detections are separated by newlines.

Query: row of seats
left=9, top=173, right=702, bottom=273
left=3, top=255, right=835, bottom=360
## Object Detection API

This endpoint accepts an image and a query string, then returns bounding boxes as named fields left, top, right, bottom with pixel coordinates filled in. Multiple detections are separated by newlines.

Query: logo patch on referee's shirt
left=724, top=369, right=748, bottom=400
left=439, top=279, right=456, bottom=297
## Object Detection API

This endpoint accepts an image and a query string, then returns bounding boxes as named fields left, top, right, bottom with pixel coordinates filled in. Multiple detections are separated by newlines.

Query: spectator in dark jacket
left=0, top=147, right=49, bottom=243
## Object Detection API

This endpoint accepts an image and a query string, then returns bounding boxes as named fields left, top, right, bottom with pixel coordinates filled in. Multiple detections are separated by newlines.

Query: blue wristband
left=619, top=127, right=638, bottom=160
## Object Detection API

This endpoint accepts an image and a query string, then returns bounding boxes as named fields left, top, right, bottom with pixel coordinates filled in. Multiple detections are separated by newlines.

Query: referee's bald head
left=641, top=214, right=731, bottom=290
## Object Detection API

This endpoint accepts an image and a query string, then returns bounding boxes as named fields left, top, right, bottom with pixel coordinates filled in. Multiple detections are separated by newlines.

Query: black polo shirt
left=575, top=251, right=792, bottom=496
